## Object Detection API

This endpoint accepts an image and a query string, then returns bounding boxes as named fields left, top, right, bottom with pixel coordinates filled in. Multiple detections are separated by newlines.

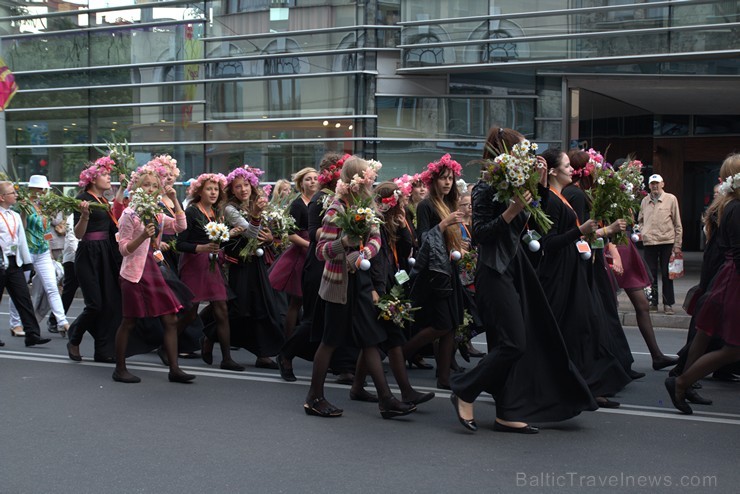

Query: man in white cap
left=638, top=173, right=683, bottom=315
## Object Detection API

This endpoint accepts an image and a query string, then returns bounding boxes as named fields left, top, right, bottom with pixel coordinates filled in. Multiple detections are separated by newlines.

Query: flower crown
left=376, top=188, right=402, bottom=213
left=187, top=172, right=227, bottom=197
left=393, top=174, right=416, bottom=197
left=718, top=172, right=740, bottom=196
left=150, top=154, right=180, bottom=179
left=335, top=159, right=382, bottom=196
left=78, top=156, right=114, bottom=188
left=318, top=153, right=351, bottom=185
left=128, top=164, right=163, bottom=192
left=226, top=165, right=264, bottom=188
left=420, top=154, right=462, bottom=185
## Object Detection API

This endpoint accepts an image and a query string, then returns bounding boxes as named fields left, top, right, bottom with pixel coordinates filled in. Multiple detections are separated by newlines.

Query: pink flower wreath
left=187, top=173, right=227, bottom=197
left=419, top=154, right=462, bottom=186
left=78, top=156, right=114, bottom=189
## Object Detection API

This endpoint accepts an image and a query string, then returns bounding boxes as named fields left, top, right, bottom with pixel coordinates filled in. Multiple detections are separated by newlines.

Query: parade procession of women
left=1, top=126, right=738, bottom=432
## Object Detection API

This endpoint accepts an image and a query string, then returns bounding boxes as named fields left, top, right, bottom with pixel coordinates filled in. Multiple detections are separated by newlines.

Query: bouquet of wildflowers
left=333, top=197, right=384, bottom=241
left=101, top=141, right=137, bottom=186
left=480, top=140, right=553, bottom=233
left=129, top=188, right=161, bottom=228
left=204, top=221, right=230, bottom=271
left=454, top=309, right=476, bottom=344
left=375, top=285, right=419, bottom=329
left=262, top=202, right=298, bottom=253
left=587, top=152, right=645, bottom=244
left=38, top=190, right=109, bottom=217
left=457, top=249, right=478, bottom=286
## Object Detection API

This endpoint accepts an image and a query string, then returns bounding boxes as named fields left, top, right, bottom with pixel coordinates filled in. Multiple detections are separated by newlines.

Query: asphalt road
left=1, top=299, right=739, bottom=494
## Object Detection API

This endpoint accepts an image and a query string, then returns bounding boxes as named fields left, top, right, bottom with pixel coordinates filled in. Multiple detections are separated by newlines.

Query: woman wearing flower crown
left=277, top=153, right=359, bottom=384
left=66, top=157, right=122, bottom=363
left=666, top=153, right=740, bottom=414
left=304, top=157, right=416, bottom=419
left=110, top=165, right=195, bottom=384
left=538, top=147, right=631, bottom=408
left=177, top=173, right=244, bottom=372
left=207, top=165, right=284, bottom=369
left=346, top=181, right=435, bottom=406
left=567, top=150, right=677, bottom=372
left=449, top=127, right=596, bottom=434
left=403, top=154, right=466, bottom=390
left=269, top=166, right=319, bottom=340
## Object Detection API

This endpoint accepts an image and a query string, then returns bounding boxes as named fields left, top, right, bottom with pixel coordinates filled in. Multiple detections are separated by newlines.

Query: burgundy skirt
left=695, top=259, right=740, bottom=346
left=268, top=232, right=308, bottom=297
left=120, top=253, right=182, bottom=319
left=179, top=251, right=228, bottom=302
left=615, top=240, right=651, bottom=290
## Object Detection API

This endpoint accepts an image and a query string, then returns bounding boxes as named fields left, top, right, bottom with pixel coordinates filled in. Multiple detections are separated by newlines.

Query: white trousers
left=9, top=250, right=68, bottom=328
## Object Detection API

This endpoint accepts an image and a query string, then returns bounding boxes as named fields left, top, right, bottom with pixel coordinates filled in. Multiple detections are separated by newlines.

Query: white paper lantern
left=450, top=250, right=462, bottom=261
left=256, top=247, right=264, bottom=257
left=407, top=257, right=416, bottom=267
left=358, top=258, right=371, bottom=271
left=581, top=251, right=592, bottom=260
left=528, top=240, right=541, bottom=252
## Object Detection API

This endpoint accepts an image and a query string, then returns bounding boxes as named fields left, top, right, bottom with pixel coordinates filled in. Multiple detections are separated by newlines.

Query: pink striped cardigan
left=316, top=199, right=381, bottom=304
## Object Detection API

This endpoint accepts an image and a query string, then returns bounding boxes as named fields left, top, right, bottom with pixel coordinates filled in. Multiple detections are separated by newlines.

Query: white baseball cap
left=648, top=174, right=663, bottom=184
left=27, top=175, right=51, bottom=189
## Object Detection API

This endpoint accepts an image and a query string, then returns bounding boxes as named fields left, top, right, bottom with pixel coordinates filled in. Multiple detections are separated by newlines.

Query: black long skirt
left=538, top=245, right=631, bottom=398
left=203, top=257, right=285, bottom=358
left=451, top=254, right=597, bottom=423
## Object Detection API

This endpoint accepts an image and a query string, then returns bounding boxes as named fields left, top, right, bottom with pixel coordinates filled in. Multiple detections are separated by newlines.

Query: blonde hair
left=292, top=167, right=318, bottom=195
left=427, top=167, right=463, bottom=252
left=704, top=153, right=740, bottom=239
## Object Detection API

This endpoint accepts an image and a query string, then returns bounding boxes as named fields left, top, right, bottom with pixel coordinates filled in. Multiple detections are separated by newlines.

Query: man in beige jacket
left=638, top=174, right=683, bottom=315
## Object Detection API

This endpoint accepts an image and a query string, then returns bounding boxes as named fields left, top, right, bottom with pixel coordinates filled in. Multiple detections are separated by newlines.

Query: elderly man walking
left=638, top=174, right=683, bottom=315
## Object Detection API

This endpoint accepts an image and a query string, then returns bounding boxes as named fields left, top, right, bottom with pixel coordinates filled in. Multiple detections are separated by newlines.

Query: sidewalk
left=616, top=250, right=701, bottom=330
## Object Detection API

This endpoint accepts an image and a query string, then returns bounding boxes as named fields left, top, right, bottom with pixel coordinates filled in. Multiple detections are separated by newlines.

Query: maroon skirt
left=695, top=259, right=740, bottom=346
left=120, top=253, right=182, bottom=319
left=179, top=251, right=228, bottom=302
left=615, top=239, right=651, bottom=290
left=268, top=232, right=308, bottom=297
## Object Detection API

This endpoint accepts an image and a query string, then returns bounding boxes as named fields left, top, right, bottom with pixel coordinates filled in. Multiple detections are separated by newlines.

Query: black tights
left=115, top=313, right=185, bottom=376
left=308, top=343, right=393, bottom=402
left=189, top=301, right=234, bottom=363
left=403, top=327, right=454, bottom=386
left=626, top=288, right=670, bottom=360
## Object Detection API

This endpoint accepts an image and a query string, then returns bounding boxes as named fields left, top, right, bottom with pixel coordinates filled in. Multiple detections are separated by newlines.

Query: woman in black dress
left=216, top=166, right=284, bottom=369
left=404, top=155, right=465, bottom=390
left=450, top=127, right=596, bottom=433
left=67, top=157, right=122, bottom=363
left=269, top=166, right=319, bottom=339
left=538, top=148, right=631, bottom=407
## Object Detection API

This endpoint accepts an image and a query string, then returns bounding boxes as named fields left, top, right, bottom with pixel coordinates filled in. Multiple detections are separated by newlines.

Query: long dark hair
left=483, top=126, right=526, bottom=160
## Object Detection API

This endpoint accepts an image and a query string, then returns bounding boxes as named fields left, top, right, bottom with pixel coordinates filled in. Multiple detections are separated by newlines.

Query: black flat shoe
left=255, top=358, right=279, bottom=370
left=406, top=391, right=435, bottom=406
left=407, top=357, right=433, bottom=370
left=25, top=334, right=51, bottom=347
left=201, top=336, right=213, bottom=366
left=493, top=421, right=539, bottom=434
left=628, top=369, right=646, bottom=380
left=468, top=348, right=486, bottom=359
left=436, top=381, right=451, bottom=390
left=379, top=397, right=416, bottom=419
left=93, top=354, right=115, bottom=364
left=596, top=398, right=620, bottom=409
left=350, top=388, right=379, bottom=403
left=685, top=388, right=712, bottom=405
left=665, top=377, right=693, bottom=414
left=450, top=394, right=477, bottom=432
left=277, top=354, right=297, bottom=382
left=0, top=339, right=4, bottom=347
left=303, top=397, right=343, bottom=417
left=652, top=356, right=679, bottom=370
left=220, top=360, right=245, bottom=372
left=66, top=342, right=82, bottom=362
left=112, top=371, right=141, bottom=383
left=168, top=371, right=196, bottom=383
left=156, top=347, right=169, bottom=367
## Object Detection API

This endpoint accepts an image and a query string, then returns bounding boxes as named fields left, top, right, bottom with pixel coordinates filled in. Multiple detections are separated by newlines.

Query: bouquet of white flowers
left=204, top=221, right=230, bottom=271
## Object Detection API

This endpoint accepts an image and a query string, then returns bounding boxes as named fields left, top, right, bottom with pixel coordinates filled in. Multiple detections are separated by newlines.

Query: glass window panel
left=376, top=141, right=484, bottom=184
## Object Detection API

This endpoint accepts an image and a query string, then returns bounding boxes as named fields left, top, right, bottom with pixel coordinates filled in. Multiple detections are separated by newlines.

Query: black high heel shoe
left=407, top=356, right=433, bottom=370
left=652, top=355, right=678, bottom=370
left=450, top=394, right=477, bottom=432
left=665, top=377, right=693, bottom=414
left=201, top=336, right=213, bottom=366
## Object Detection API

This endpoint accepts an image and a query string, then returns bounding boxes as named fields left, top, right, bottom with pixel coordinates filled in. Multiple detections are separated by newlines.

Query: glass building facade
left=2, top=1, right=739, bottom=246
